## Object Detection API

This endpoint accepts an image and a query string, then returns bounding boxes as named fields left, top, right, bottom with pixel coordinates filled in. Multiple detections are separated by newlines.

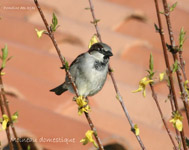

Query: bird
left=50, top=42, right=113, bottom=97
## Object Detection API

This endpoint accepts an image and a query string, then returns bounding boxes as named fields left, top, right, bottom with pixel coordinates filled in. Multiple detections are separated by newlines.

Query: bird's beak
left=106, top=51, right=113, bottom=57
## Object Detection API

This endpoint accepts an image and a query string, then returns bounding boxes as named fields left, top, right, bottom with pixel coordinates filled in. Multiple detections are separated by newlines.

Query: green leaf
left=116, top=94, right=120, bottom=101
left=90, top=19, right=100, bottom=25
left=167, top=78, right=171, bottom=87
left=2, top=45, right=8, bottom=61
left=65, top=61, right=69, bottom=70
left=149, top=53, right=154, bottom=72
left=159, top=11, right=165, bottom=14
left=1, top=45, right=8, bottom=69
left=7, top=56, right=13, bottom=62
left=179, top=27, right=186, bottom=51
left=93, top=130, right=98, bottom=136
left=154, top=23, right=160, bottom=32
left=27, top=145, right=31, bottom=150
left=62, top=57, right=69, bottom=70
left=147, top=53, right=155, bottom=79
left=172, top=60, right=179, bottom=73
left=51, top=12, right=58, bottom=32
left=52, top=13, right=58, bottom=26
left=169, top=2, right=178, bottom=12
left=11, top=112, right=18, bottom=123
left=149, top=71, right=155, bottom=80
left=85, top=7, right=91, bottom=10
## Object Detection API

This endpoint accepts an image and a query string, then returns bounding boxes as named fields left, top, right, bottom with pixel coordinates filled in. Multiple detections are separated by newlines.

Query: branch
left=33, top=0, right=104, bottom=149
left=168, top=88, right=182, bottom=148
left=179, top=52, right=187, bottom=82
left=162, top=0, right=189, bottom=125
left=88, top=0, right=102, bottom=42
left=0, top=72, right=22, bottom=150
left=88, top=0, right=146, bottom=149
left=0, top=95, right=13, bottom=150
left=153, top=0, right=187, bottom=149
left=154, top=0, right=178, bottom=111
left=150, top=84, right=177, bottom=150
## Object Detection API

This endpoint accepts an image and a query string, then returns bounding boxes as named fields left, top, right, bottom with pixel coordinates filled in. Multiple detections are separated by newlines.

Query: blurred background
left=0, top=0, right=189, bottom=149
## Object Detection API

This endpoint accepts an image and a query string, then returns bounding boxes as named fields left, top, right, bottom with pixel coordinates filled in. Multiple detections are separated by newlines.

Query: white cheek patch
left=92, top=52, right=104, bottom=61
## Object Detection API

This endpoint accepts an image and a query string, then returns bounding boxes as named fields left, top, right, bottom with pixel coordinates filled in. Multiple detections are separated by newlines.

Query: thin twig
left=153, top=0, right=187, bottom=150
left=109, top=69, right=146, bottom=149
left=169, top=88, right=182, bottom=148
left=0, top=95, right=13, bottom=150
left=5, top=126, right=13, bottom=150
left=88, top=0, right=102, bottom=42
left=162, top=0, right=189, bottom=125
left=0, top=73, right=22, bottom=150
left=84, top=107, right=104, bottom=150
left=87, top=0, right=146, bottom=149
left=33, top=1, right=104, bottom=149
left=150, top=84, right=177, bottom=150
left=179, top=51, right=189, bottom=122
left=179, top=52, right=187, bottom=82
left=154, top=0, right=178, bottom=111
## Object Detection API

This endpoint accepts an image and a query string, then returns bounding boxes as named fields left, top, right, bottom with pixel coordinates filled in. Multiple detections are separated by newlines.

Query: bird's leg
left=85, top=96, right=89, bottom=104
left=72, top=96, right=77, bottom=101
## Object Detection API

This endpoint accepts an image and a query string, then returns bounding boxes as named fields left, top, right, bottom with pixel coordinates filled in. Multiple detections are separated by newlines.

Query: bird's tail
left=50, top=83, right=68, bottom=95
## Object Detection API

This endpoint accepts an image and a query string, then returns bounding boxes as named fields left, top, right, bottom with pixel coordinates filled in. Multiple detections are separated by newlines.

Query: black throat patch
left=93, top=58, right=108, bottom=71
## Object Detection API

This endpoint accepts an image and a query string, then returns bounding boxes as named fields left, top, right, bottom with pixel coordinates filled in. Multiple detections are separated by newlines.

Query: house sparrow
left=50, top=42, right=113, bottom=97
